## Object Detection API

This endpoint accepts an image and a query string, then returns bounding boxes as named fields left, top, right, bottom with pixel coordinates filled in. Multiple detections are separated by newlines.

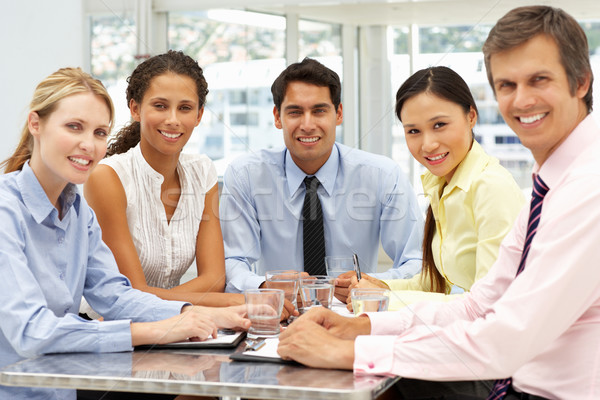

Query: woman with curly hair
left=84, top=51, right=243, bottom=309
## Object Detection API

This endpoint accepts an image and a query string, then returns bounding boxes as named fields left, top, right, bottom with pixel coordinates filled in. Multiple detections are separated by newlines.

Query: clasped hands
left=277, top=307, right=371, bottom=370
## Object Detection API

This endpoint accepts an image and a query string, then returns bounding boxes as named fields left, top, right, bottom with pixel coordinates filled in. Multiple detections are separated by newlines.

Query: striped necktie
left=302, top=176, right=326, bottom=276
left=487, top=174, right=549, bottom=400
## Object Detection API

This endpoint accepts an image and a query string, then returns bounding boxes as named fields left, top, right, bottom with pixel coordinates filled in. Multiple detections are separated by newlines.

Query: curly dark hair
left=106, top=50, right=209, bottom=156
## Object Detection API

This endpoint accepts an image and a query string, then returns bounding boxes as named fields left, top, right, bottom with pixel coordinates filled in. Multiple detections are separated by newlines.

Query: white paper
left=330, top=297, right=355, bottom=317
left=242, top=337, right=281, bottom=359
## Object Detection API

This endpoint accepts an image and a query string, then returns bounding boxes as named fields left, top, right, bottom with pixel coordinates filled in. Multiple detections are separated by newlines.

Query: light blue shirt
left=221, top=143, right=423, bottom=293
left=0, top=162, right=187, bottom=400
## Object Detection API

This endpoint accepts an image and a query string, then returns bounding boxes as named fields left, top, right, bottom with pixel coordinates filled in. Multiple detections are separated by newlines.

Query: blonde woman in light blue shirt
left=0, top=67, right=250, bottom=400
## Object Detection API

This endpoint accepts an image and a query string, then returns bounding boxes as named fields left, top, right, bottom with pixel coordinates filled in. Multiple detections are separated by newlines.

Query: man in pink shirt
left=278, top=6, right=599, bottom=400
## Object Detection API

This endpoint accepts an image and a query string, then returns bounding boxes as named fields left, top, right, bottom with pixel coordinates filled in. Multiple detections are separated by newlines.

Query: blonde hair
left=1, top=67, right=114, bottom=173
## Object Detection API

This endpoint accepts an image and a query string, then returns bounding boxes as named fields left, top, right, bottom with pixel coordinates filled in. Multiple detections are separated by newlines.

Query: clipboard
left=137, top=330, right=247, bottom=350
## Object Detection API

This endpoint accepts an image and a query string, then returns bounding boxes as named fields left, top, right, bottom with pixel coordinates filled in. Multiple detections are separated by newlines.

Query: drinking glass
left=244, top=289, right=285, bottom=339
left=324, top=256, right=355, bottom=278
left=299, top=275, right=335, bottom=314
left=350, top=288, right=390, bottom=316
left=265, top=270, right=300, bottom=308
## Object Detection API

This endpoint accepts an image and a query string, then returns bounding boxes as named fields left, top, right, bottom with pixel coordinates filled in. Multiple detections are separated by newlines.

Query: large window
left=167, top=11, right=344, bottom=172
left=391, top=24, right=534, bottom=188
left=89, top=6, right=600, bottom=188
left=391, top=22, right=600, bottom=189
left=89, top=8, right=344, bottom=176
left=299, top=19, right=344, bottom=144
left=582, top=21, right=600, bottom=127
left=299, top=19, right=342, bottom=64
left=90, top=13, right=137, bottom=135
left=389, top=26, right=412, bottom=178
left=169, top=10, right=287, bottom=167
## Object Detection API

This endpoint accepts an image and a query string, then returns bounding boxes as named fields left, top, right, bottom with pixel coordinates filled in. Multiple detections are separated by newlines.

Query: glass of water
left=324, top=256, right=355, bottom=278
left=350, top=288, right=390, bottom=315
left=244, top=288, right=285, bottom=339
left=265, top=270, right=300, bottom=308
left=299, top=275, right=335, bottom=314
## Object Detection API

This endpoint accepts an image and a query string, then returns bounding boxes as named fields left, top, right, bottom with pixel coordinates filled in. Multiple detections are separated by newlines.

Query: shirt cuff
left=354, top=334, right=397, bottom=376
left=225, top=264, right=266, bottom=293
left=366, top=310, right=410, bottom=335
left=370, top=262, right=420, bottom=280
left=152, top=300, right=189, bottom=321
left=237, top=274, right=266, bottom=292
left=97, top=319, right=135, bottom=352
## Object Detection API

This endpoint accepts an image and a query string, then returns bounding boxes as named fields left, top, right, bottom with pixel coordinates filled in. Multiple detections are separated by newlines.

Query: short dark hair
left=271, top=58, right=342, bottom=112
left=482, top=5, right=593, bottom=113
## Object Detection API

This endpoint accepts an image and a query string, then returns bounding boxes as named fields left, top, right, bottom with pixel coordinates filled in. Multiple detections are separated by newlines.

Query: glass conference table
left=0, top=338, right=399, bottom=399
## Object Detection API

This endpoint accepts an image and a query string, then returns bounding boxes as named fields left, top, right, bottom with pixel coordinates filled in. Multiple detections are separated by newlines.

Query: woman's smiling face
left=29, top=92, right=111, bottom=198
left=401, top=92, right=476, bottom=182
left=131, top=72, right=203, bottom=162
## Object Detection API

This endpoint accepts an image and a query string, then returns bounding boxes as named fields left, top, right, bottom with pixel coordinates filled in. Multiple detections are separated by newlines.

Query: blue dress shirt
left=221, top=143, right=423, bottom=293
left=0, top=162, right=187, bottom=400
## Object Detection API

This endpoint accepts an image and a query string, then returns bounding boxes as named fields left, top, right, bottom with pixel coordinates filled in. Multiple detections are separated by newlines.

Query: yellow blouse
left=383, top=141, right=525, bottom=309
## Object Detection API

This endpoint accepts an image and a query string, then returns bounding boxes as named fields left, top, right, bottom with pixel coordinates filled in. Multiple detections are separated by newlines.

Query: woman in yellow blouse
left=351, top=66, right=525, bottom=310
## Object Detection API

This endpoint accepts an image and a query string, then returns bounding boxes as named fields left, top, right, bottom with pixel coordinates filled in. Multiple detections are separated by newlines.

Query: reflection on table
left=0, top=343, right=398, bottom=400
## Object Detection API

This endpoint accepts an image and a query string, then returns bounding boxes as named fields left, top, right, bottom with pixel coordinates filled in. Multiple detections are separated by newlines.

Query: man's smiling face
left=274, top=81, right=343, bottom=175
left=490, top=34, right=589, bottom=166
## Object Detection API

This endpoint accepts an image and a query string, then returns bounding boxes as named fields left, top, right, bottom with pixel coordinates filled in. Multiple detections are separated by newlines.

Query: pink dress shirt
left=355, top=114, right=600, bottom=400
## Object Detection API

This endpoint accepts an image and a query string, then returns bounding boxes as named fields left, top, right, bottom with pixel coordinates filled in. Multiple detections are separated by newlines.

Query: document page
left=241, top=337, right=281, bottom=359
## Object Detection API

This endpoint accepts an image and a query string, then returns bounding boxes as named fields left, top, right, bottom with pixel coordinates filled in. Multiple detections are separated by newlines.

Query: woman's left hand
left=183, top=305, right=251, bottom=331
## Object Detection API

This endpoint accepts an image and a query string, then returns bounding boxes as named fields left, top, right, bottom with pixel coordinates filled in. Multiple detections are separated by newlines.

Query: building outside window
left=391, top=24, right=535, bottom=188
left=168, top=10, right=286, bottom=167
left=89, top=8, right=600, bottom=188
left=90, top=13, right=137, bottom=137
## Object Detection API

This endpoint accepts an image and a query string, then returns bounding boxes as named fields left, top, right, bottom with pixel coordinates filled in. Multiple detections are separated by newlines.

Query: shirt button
left=59, top=272, right=65, bottom=280
left=368, top=362, right=375, bottom=369
left=58, top=236, right=65, bottom=244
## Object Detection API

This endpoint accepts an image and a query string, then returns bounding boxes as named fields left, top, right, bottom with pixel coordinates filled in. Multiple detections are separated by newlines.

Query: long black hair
left=395, top=66, right=478, bottom=293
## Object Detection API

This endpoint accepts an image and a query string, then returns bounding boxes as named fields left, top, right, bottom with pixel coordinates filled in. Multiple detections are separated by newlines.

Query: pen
left=245, top=339, right=266, bottom=352
left=353, top=253, right=361, bottom=281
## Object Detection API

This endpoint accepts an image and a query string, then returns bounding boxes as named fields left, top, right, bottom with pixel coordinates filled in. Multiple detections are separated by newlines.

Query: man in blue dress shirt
left=220, top=58, right=423, bottom=295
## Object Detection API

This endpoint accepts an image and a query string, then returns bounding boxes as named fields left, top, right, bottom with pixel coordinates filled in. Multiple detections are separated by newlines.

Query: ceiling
left=87, top=0, right=600, bottom=26
left=252, top=0, right=600, bottom=26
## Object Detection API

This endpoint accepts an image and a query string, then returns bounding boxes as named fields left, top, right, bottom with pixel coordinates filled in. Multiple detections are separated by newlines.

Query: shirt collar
left=133, top=144, right=165, bottom=184
left=17, top=161, right=81, bottom=224
left=535, top=114, right=597, bottom=191
left=285, top=143, right=339, bottom=197
left=421, top=140, right=488, bottom=196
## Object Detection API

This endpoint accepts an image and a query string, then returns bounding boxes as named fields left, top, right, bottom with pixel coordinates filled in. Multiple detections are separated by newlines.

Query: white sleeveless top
left=102, top=145, right=218, bottom=289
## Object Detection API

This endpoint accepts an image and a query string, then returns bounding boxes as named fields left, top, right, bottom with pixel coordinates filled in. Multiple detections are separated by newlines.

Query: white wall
left=0, top=0, right=85, bottom=164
